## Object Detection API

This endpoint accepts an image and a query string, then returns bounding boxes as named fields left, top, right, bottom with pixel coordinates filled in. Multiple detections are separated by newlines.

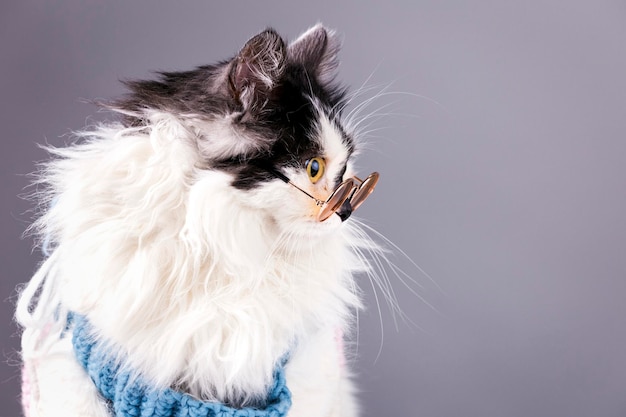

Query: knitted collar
left=71, top=315, right=292, bottom=417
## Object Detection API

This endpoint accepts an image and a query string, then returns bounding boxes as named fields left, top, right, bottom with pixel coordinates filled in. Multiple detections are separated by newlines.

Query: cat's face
left=238, top=112, right=357, bottom=238
left=114, top=25, right=365, bottom=239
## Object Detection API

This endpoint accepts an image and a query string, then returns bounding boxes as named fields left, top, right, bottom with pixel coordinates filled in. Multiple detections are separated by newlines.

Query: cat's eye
left=306, top=157, right=325, bottom=184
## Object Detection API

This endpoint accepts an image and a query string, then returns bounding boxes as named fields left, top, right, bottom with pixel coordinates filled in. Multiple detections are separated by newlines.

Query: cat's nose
left=336, top=200, right=352, bottom=222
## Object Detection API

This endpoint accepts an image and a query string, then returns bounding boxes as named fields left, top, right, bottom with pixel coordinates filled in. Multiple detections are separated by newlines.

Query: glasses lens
left=317, top=179, right=355, bottom=221
left=350, top=172, right=379, bottom=211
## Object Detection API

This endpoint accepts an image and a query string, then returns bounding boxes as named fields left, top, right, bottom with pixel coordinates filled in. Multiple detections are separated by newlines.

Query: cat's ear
left=288, top=24, right=341, bottom=88
left=229, top=29, right=286, bottom=113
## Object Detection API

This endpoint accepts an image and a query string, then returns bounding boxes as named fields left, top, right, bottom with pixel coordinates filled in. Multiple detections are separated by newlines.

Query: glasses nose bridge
left=345, top=182, right=359, bottom=204
left=352, top=175, right=364, bottom=184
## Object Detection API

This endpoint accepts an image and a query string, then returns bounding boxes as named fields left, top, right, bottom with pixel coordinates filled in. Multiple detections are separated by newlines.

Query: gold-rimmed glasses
left=266, top=167, right=380, bottom=222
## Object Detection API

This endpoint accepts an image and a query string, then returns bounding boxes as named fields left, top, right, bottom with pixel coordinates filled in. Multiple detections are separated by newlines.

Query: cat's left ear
left=229, top=29, right=286, bottom=114
left=288, top=24, right=341, bottom=88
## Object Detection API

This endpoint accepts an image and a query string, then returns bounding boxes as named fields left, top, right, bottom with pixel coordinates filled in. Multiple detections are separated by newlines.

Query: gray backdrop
left=2, top=1, right=626, bottom=416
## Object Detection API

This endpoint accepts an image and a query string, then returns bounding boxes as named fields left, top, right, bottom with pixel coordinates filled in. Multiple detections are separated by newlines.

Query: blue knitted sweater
left=71, top=315, right=292, bottom=417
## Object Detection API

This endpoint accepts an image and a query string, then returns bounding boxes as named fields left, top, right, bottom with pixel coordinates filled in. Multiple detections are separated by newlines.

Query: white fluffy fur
left=17, top=102, right=377, bottom=416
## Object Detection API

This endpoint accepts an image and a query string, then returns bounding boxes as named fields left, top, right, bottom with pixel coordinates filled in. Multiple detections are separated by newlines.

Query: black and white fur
left=16, top=24, right=381, bottom=417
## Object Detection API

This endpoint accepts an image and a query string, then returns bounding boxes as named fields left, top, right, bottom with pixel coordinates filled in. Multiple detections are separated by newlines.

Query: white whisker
left=356, top=220, right=446, bottom=296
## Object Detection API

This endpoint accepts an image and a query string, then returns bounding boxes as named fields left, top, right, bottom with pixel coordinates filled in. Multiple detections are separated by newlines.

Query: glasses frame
left=264, top=166, right=379, bottom=222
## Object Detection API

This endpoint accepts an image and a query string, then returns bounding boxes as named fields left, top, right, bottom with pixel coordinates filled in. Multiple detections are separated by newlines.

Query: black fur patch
left=107, top=28, right=353, bottom=190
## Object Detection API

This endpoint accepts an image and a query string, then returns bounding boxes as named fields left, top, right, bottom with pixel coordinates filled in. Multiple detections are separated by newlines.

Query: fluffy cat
left=16, top=24, right=383, bottom=417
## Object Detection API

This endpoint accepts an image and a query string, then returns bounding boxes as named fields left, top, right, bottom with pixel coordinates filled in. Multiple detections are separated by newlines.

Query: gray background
left=2, top=1, right=626, bottom=416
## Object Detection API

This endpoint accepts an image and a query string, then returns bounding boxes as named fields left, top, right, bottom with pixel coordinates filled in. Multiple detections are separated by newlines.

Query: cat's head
left=110, top=25, right=374, bottom=240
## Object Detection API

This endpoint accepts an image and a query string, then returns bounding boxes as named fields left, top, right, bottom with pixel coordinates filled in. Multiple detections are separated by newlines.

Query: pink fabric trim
left=21, top=366, right=31, bottom=417
left=335, top=328, right=346, bottom=370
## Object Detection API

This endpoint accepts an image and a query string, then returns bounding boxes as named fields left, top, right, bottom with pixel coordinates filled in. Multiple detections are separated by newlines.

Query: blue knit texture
left=71, top=315, right=292, bottom=417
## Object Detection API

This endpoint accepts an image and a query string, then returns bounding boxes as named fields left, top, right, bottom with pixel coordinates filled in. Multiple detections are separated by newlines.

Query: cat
left=16, top=24, right=383, bottom=417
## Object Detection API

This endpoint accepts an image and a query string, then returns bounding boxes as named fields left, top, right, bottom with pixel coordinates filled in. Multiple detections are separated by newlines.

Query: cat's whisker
left=347, top=104, right=395, bottom=135
left=344, top=88, right=390, bottom=123
left=332, top=83, right=385, bottom=118
left=355, top=220, right=446, bottom=296
left=350, top=241, right=387, bottom=361
left=331, top=62, right=384, bottom=116
left=344, top=87, right=448, bottom=156
left=347, top=89, right=446, bottom=126
left=353, top=243, right=401, bottom=330
left=348, top=226, right=407, bottom=329
left=344, top=84, right=395, bottom=129
left=350, top=128, right=392, bottom=147
left=346, top=218, right=433, bottom=335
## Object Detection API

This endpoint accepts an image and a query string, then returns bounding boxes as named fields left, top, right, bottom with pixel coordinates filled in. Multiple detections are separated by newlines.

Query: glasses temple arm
left=266, top=166, right=325, bottom=206
left=262, top=166, right=287, bottom=183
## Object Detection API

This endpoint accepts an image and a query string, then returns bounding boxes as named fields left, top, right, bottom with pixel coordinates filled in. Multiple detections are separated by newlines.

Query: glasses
left=265, top=167, right=380, bottom=222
